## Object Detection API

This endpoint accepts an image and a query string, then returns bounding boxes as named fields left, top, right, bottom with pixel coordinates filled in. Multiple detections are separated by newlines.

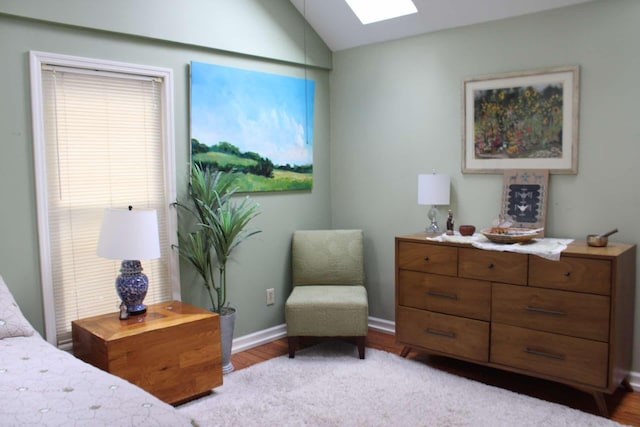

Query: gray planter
left=220, top=307, right=236, bottom=374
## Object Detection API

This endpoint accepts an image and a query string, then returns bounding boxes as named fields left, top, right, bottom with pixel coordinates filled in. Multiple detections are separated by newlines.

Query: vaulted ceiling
left=289, top=0, right=595, bottom=51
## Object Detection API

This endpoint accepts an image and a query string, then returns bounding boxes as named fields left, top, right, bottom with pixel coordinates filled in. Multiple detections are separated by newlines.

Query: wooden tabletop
left=71, top=300, right=216, bottom=341
left=395, top=232, right=635, bottom=258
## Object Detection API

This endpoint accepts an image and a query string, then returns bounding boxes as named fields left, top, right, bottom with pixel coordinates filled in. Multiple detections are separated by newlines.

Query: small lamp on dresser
left=97, top=206, right=161, bottom=315
left=418, top=173, right=450, bottom=232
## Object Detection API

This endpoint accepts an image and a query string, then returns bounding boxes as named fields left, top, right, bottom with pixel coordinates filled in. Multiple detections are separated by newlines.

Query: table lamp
left=97, top=206, right=161, bottom=315
left=418, top=173, right=450, bottom=232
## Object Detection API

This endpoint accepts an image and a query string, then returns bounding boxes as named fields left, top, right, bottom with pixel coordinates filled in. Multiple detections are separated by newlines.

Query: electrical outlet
left=266, top=288, right=275, bottom=306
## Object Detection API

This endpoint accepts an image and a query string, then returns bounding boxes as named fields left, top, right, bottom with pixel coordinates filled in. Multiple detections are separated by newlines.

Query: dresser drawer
left=398, top=270, right=490, bottom=320
left=492, top=283, right=610, bottom=342
left=490, top=323, right=608, bottom=388
left=397, top=242, right=457, bottom=276
left=529, top=256, right=611, bottom=295
left=396, top=306, right=489, bottom=362
left=458, top=248, right=527, bottom=285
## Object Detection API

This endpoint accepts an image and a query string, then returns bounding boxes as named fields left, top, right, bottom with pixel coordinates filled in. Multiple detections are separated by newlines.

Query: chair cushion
left=292, top=230, right=364, bottom=286
left=285, top=285, right=368, bottom=337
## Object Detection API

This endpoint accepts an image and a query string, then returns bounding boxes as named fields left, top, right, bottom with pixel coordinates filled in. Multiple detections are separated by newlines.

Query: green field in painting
left=193, top=152, right=312, bottom=192
left=236, top=169, right=311, bottom=192
left=195, top=151, right=257, bottom=168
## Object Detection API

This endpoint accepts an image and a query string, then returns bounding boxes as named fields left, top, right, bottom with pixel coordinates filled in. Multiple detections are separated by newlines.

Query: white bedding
left=0, top=334, right=195, bottom=426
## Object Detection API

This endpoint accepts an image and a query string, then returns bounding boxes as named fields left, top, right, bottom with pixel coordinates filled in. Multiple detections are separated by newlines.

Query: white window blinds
left=33, top=54, right=178, bottom=346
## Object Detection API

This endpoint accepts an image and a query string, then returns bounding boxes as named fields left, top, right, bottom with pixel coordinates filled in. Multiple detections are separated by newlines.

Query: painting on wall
left=500, top=169, right=548, bottom=236
left=190, top=61, right=315, bottom=192
left=463, top=66, right=579, bottom=174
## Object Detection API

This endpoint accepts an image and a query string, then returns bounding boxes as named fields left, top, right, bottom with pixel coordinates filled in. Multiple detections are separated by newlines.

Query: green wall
left=330, top=0, right=640, bottom=369
left=3, top=0, right=640, bottom=373
left=0, top=0, right=331, bottom=338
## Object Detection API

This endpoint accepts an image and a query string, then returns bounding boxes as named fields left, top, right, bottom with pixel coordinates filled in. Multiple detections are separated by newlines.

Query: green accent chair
left=285, top=229, right=368, bottom=359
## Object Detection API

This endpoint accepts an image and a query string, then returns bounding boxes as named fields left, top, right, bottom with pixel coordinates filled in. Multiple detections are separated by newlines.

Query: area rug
left=178, top=340, right=625, bottom=427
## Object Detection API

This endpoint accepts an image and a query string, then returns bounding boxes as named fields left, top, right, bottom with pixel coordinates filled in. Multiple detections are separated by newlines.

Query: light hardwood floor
left=231, top=329, right=640, bottom=426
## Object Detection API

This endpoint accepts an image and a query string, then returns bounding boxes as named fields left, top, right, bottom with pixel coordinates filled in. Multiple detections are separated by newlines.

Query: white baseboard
left=231, top=323, right=287, bottom=354
left=628, top=370, right=640, bottom=390
left=231, top=316, right=394, bottom=354
left=232, top=318, right=640, bottom=390
left=367, top=316, right=395, bottom=334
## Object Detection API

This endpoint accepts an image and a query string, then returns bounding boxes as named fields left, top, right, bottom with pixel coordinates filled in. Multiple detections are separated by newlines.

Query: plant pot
left=219, top=307, right=236, bottom=374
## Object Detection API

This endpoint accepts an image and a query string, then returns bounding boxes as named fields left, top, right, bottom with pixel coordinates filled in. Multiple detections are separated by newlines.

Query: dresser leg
left=592, top=392, right=609, bottom=418
left=621, top=378, right=634, bottom=392
left=400, top=346, right=411, bottom=358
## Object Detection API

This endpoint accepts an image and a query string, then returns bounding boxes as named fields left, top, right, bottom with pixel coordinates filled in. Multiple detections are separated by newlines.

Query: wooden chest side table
left=72, top=300, right=222, bottom=405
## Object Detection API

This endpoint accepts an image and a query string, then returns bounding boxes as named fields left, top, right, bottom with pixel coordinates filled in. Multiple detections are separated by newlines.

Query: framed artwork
left=190, top=61, right=315, bottom=192
left=501, top=169, right=549, bottom=236
left=463, top=66, right=579, bottom=174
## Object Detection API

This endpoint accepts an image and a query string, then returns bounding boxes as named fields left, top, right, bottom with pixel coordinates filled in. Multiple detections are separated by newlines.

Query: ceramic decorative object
left=446, top=210, right=454, bottom=235
left=459, top=225, right=476, bottom=236
left=115, top=260, right=148, bottom=314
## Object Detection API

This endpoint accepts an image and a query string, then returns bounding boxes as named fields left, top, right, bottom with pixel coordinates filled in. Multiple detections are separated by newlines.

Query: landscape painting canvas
left=190, top=61, right=315, bottom=191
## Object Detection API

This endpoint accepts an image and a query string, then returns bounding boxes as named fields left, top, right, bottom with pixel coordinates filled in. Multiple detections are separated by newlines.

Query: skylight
left=345, top=0, right=418, bottom=25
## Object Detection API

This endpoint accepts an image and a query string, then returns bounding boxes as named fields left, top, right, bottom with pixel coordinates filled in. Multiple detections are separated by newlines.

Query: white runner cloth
left=427, top=232, right=574, bottom=261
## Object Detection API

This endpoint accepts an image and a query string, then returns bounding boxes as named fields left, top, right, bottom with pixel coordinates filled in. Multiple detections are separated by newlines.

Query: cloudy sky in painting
left=190, top=61, right=314, bottom=166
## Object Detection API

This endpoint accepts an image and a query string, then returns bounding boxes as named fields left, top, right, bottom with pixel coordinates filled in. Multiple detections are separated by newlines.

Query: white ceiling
left=289, top=0, right=595, bottom=51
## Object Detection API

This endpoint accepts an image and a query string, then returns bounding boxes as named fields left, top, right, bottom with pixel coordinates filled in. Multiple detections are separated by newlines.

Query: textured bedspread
left=0, top=334, right=194, bottom=426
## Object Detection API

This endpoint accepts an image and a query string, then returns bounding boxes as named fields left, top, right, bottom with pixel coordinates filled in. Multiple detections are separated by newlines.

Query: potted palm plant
left=174, top=163, right=261, bottom=374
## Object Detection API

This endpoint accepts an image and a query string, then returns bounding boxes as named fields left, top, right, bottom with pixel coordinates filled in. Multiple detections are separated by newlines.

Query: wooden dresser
left=72, top=300, right=223, bottom=405
left=395, top=233, right=636, bottom=416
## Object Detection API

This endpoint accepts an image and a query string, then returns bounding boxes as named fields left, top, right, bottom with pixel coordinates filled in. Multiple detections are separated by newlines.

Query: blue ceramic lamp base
left=116, top=260, right=149, bottom=314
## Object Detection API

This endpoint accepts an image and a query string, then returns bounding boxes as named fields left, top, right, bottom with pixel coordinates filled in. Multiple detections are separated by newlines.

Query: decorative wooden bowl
left=480, top=228, right=541, bottom=244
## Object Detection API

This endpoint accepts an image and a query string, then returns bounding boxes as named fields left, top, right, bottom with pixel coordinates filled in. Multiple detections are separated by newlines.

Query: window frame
left=29, top=51, right=180, bottom=345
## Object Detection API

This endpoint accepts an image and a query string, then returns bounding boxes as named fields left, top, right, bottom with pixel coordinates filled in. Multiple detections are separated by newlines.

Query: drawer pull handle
left=425, top=328, right=455, bottom=339
left=423, top=256, right=430, bottom=262
left=564, top=272, right=571, bottom=277
left=526, top=306, right=567, bottom=316
left=525, top=347, right=565, bottom=361
left=426, top=290, right=458, bottom=300
left=488, top=263, right=494, bottom=269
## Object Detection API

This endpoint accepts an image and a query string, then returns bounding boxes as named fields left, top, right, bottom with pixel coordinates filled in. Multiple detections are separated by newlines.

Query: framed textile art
left=501, top=169, right=548, bottom=236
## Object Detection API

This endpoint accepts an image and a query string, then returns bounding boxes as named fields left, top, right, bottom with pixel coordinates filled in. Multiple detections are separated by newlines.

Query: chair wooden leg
left=356, top=336, right=365, bottom=359
left=288, top=336, right=298, bottom=358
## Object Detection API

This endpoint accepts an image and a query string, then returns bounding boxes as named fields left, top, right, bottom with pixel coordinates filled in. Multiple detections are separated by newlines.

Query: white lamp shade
left=97, top=208, right=161, bottom=260
left=418, top=174, right=450, bottom=206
